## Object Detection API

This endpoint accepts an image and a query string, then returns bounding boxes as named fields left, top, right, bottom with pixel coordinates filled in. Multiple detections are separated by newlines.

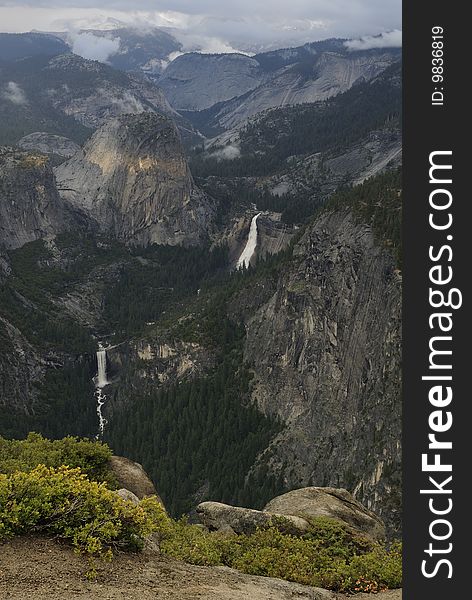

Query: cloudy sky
left=0, top=1, right=401, bottom=53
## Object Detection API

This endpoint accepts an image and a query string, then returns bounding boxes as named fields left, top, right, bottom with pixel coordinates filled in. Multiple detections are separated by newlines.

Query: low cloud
left=1, top=81, right=28, bottom=105
left=0, top=2, right=401, bottom=56
left=71, top=32, right=120, bottom=62
left=345, top=29, right=402, bottom=51
left=209, top=145, right=241, bottom=161
left=108, top=90, right=146, bottom=114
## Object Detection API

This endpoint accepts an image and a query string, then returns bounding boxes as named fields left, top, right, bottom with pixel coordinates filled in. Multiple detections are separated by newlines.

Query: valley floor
left=0, top=536, right=401, bottom=600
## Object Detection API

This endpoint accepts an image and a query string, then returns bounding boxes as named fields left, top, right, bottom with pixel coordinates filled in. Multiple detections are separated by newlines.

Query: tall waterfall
left=97, top=348, right=108, bottom=388
left=95, top=345, right=108, bottom=437
left=237, top=213, right=262, bottom=269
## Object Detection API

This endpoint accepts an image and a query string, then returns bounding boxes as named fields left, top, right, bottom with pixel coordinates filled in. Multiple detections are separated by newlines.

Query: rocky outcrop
left=264, top=487, right=386, bottom=541
left=131, top=338, right=212, bottom=384
left=115, top=488, right=140, bottom=505
left=18, top=132, right=81, bottom=159
left=0, top=316, right=45, bottom=414
left=0, top=147, right=73, bottom=249
left=45, top=54, right=176, bottom=129
left=196, top=501, right=311, bottom=536
left=55, top=112, right=213, bottom=246
left=244, top=210, right=402, bottom=532
left=109, top=455, right=164, bottom=504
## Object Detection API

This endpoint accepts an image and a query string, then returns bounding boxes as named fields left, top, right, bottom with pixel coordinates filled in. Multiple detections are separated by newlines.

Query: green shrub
left=0, top=465, right=168, bottom=562
left=0, top=433, right=116, bottom=487
left=160, top=517, right=225, bottom=566
left=160, top=517, right=402, bottom=593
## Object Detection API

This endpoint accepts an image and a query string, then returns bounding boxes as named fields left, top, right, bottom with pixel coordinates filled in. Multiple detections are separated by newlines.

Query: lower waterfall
left=95, top=344, right=108, bottom=437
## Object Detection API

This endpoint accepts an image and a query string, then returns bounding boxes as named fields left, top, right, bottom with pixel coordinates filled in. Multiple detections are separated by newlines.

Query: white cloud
left=108, top=90, right=145, bottom=114
left=71, top=31, right=120, bottom=62
left=172, top=31, right=243, bottom=55
left=209, top=145, right=241, bottom=161
left=1, top=81, right=28, bottom=105
left=345, top=29, right=402, bottom=51
left=0, top=2, right=401, bottom=53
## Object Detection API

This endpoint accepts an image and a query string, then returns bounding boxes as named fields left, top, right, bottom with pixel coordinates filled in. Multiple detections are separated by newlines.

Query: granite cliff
left=55, top=112, right=213, bottom=246
left=160, top=43, right=401, bottom=132
left=0, top=148, right=73, bottom=250
left=243, top=210, right=401, bottom=532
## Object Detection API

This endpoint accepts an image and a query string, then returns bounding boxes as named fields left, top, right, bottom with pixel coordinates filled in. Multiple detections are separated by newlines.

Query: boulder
left=196, top=501, right=311, bottom=536
left=264, top=487, right=386, bottom=541
left=109, top=455, right=164, bottom=507
left=115, top=488, right=140, bottom=505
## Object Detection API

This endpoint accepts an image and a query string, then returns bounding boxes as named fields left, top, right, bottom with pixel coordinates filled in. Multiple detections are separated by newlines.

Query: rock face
left=259, top=127, right=401, bottom=206
left=18, top=132, right=81, bottom=159
left=0, top=147, right=73, bottom=249
left=0, top=316, right=45, bottom=415
left=244, top=210, right=402, bottom=532
left=45, top=54, right=176, bottom=129
left=196, top=501, right=311, bottom=536
left=109, top=455, right=164, bottom=504
left=161, top=44, right=400, bottom=130
left=55, top=112, right=213, bottom=246
left=159, top=53, right=264, bottom=111
left=256, top=214, right=297, bottom=260
left=264, top=487, right=386, bottom=541
left=212, top=52, right=400, bottom=131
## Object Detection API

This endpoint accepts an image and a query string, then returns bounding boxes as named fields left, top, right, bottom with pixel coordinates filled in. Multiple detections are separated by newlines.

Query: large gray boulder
left=196, top=501, right=311, bottom=536
left=264, top=487, right=386, bottom=541
left=109, top=455, right=164, bottom=507
left=115, top=488, right=140, bottom=505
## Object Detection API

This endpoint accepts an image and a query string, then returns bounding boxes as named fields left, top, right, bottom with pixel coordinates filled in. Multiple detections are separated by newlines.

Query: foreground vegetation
left=0, top=435, right=402, bottom=592
left=0, top=433, right=116, bottom=485
left=162, top=517, right=402, bottom=594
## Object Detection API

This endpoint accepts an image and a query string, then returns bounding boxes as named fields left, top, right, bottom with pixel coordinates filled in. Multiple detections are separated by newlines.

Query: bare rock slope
left=0, top=148, right=73, bottom=250
left=160, top=45, right=401, bottom=130
left=55, top=112, right=213, bottom=246
left=18, top=132, right=81, bottom=159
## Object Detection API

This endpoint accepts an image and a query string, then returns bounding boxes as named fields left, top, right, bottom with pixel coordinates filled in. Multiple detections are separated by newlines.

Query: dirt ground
left=0, top=536, right=402, bottom=600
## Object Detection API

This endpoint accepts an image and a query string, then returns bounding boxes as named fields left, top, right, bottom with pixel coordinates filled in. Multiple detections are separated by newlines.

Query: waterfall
left=95, top=388, right=106, bottom=438
left=237, top=213, right=262, bottom=269
left=95, top=344, right=108, bottom=437
left=97, top=348, right=108, bottom=388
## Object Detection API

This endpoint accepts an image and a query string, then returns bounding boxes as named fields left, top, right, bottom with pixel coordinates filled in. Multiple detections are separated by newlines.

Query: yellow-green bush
left=0, top=433, right=116, bottom=486
left=160, top=518, right=402, bottom=593
left=0, top=465, right=168, bottom=560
